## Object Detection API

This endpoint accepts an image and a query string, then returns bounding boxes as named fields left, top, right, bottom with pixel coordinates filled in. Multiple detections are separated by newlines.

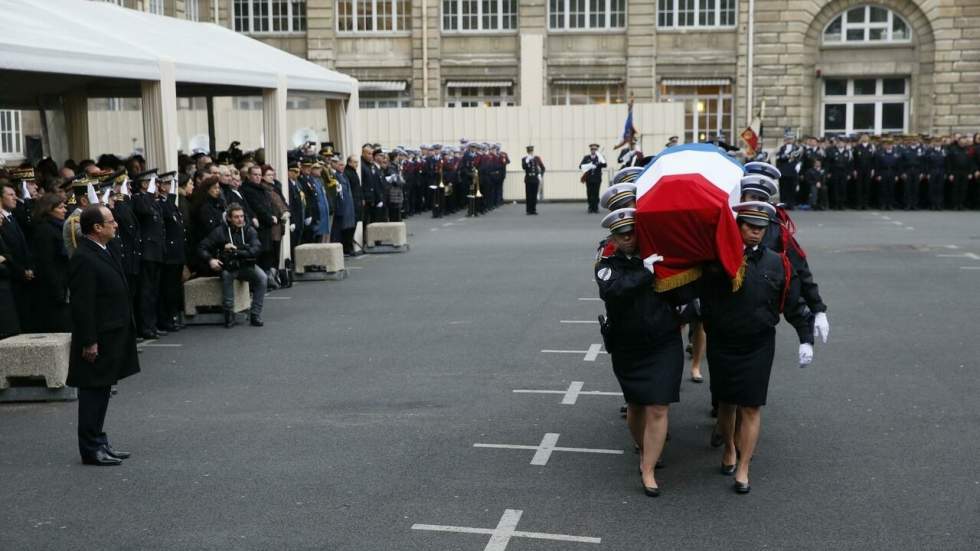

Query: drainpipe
left=422, top=0, right=430, bottom=107
left=746, top=0, right=755, bottom=126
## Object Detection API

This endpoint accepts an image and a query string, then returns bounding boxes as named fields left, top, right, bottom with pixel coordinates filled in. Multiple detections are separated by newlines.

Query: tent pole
left=206, top=95, right=216, bottom=155
left=263, top=74, right=290, bottom=268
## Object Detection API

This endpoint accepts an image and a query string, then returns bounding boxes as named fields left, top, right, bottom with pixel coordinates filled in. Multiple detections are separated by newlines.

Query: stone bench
left=0, top=333, right=76, bottom=402
left=365, top=222, right=409, bottom=253
left=294, top=243, right=347, bottom=281
left=183, top=276, right=251, bottom=325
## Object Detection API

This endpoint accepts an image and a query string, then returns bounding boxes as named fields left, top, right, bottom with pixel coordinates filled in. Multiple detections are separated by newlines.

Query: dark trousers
left=388, top=204, right=402, bottom=222
left=139, top=260, right=161, bottom=333
left=952, top=174, right=969, bottom=209
left=830, top=174, right=848, bottom=209
left=779, top=176, right=798, bottom=208
left=341, top=227, right=355, bottom=254
left=157, top=263, right=183, bottom=328
left=928, top=173, right=944, bottom=209
left=902, top=174, right=920, bottom=209
left=525, top=177, right=539, bottom=214
left=431, top=188, right=444, bottom=218
left=77, top=386, right=111, bottom=457
left=856, top=171, right=872, bottom=209
left=585, top=180, right=601, bottom=212
left=879, top=176, right=896, bottom=209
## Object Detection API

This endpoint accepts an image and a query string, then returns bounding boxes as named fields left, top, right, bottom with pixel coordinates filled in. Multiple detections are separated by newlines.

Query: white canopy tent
left=0, top=0, right=361, bottom=265
left=0, top=0, right=360, bottom=173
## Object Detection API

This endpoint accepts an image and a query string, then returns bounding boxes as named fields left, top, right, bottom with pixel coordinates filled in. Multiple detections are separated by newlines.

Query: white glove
left=304, top=217, right=313, bottom=226
left=813, top=312, right=829, bottom=344
left=376, top=202, right=384, bottom=208
left=642, top=254, right=663, bottom=274
left=798, top=343, right=813, bottom=367
left=580, top=163, right=595, bottom=173
left=281, top=211, right=290, bottom=221
left=289, top=223, right=296, bottom=232
left=385, top=175, right=395, bottom=183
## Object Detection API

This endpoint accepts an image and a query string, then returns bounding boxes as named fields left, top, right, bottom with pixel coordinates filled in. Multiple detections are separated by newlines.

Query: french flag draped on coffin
left=633, top=143, right=746, bottom=292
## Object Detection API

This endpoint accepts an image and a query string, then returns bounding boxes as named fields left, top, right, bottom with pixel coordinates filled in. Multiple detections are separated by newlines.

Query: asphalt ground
left=1, top=203, right=979, bottom=550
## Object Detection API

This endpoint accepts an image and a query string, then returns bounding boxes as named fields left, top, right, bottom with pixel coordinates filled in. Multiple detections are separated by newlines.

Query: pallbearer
left=699, top=201, right=814, bottom=494
left=521, top=145, right=545, bottom=215
left=595, top=207, right=683, bottom=498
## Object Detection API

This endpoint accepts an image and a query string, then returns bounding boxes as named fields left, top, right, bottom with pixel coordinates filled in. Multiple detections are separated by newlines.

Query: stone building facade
left=4, top=0, right=976, bottom=163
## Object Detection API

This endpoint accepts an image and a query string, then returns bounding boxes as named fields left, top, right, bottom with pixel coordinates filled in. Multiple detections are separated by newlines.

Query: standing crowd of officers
left=0, top=139, right=512, bottom=341
left=773, top=132, right=980, bottom=211
left=593, top=155, right=831, bottom=497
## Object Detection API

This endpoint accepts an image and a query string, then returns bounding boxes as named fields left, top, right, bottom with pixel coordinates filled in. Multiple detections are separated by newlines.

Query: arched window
left=823, top=5, right=910, bottom=44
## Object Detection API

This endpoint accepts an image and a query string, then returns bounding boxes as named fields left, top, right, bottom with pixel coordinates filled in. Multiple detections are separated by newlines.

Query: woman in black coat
left=344, top=156, right=364, bottom=224
left=30, top=194, right=71, bottom=332
left=240, top=165, right=277, bottom=271
left=189, top=176, right=227, bottom=268
left=0, top=230, right=20, bottom=338
left=699, top=202, right=814, bottom=494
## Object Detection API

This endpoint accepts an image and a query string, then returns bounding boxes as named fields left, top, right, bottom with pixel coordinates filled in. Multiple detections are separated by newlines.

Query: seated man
left=197, top=203, right=266, bottom=328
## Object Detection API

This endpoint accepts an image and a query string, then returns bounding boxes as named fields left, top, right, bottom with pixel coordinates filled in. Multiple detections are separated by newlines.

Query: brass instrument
left=467, top=166, right=481, bottom=217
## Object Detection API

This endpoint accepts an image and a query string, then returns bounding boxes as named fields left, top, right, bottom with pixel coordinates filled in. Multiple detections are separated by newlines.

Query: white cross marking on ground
left=473, top=433, right=623, bottom=466
left=540, top=344, right=607, bottom=361
left=513, top=381, right=622, bottom=405
left=412, top=508, right=601, bottom=550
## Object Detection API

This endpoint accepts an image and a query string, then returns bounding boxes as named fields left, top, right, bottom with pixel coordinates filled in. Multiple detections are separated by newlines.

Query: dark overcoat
left=66, top=238, right=140, bottom=388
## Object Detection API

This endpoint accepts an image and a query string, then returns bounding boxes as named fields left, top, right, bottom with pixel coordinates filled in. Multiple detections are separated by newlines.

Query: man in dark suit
left=0, top=183, right=36, bottom=331
left=580, top=143, right=607, bottom=213
left=67, top=205, right=140, bottom=466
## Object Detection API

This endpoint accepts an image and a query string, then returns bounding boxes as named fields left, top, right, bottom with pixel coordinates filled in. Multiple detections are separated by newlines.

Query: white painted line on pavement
left=945, top=245, right=960, bottom=249
left=442, top=222, right=454, bottom=227
left=540, top=349, right=589, bottom=354
left=583, top=343, right=603, bottom=361
left=430, top=227, right=439, bottom=232
left=906, top=227, right=915, bottom=230
left=881, top=215, right=891, bottom=220
left=266, top=296, right=291, bottom=300
left=456, top=217, right=467, bottom=222
left=513, top=383, right=623, bottom=405
left=961, top=266, right=980, bottom=270
left=937, top=253, right=980, bottom=260
left=577, top=297, right=601, bottom=301
left=412, top=509, right=601, bottom=549
left=347, top=266, right=363, bottom=270
left=560, top=320, right=599, bottom=324
left=474, top=433, right=623, bottom=467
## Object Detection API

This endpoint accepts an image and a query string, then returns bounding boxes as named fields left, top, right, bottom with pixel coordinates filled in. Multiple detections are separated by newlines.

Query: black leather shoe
left=81, top=449, right=123, bottom=466
left=154, top=328, right=169, bottom=336
left=104, top=446, right=131, bottom=460
left=249, top=316, right=264, bottom=327
left=720, top=464, right=736, bottom=475
left=139, top=330, right=160, bottom=340
left=734, top=480, right=751, bottom=494
left=642, top=480, right=661, bottom=498
left=224, top=311, right=236, bottom=328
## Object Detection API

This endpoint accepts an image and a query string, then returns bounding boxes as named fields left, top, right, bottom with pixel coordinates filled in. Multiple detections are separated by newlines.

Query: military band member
left=595, top=207, right=682, bottom=497
left=131, top=169, right=166, bottom=339
left=852, top=134, right=875, bottom=210
left=946, top=135, right=974, bottom=211
left=580, top=143, right=607, bottom=213
left=522, top=145, right=545, bottom=215
left=924, top=137, right=947, bottom=210
left=775, top=132, right=802, bottom=210
left=156, top=172, right=184, bottom=332
left=874, top=139, right=901, bottom=210
left=700, top=201, right=814, bottom=494
left=825, top=137, right=851, bottom=210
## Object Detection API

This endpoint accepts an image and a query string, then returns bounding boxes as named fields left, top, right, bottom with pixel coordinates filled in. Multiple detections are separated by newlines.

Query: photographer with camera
left=197, top=203, right=266, bottom=328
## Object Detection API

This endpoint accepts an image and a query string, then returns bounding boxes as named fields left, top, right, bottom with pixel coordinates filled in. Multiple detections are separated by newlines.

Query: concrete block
left=294, top=243, right=347, bottom=281
left=183, top=276, right=251, bottom=325
left=365, top=222, right=410, bottom=253
left=0, top=333, right=72, bottom=390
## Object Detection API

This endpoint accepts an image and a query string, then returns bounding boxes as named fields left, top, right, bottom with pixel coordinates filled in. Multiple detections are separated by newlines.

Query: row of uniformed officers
left=594, top=162, right=830, bottom=496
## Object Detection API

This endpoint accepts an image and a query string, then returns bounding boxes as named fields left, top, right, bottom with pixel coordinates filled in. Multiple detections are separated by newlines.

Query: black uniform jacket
left=31, top=220, right=70, bottom=305
left=698, top=247, right=814, bottom=344
left=132, top=192, right=165, bottom=263
left=595, top=250, right=681, bottom=353
left=160, top=195, right=186, bottom=265
left=762, top=212, right=827, bottom=314
left=111, top=199, right=142, bottom=275
left=198, top=222, right=262, bottom=264
left=67, top=238, right=140, bottom=388
left=580, top=154, right=607, bottom=184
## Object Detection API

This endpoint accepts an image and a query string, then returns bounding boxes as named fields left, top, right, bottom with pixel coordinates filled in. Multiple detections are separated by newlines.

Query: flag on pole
left=740, top=100, right=765, bottom=158
left=633, top=144, right=746, bottom=292
left=613, top=94, right=638, bottom=150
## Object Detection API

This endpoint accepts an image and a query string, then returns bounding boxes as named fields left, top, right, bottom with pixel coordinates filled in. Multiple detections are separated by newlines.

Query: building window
left=659, top=80, right=734, bottom=143
left=823, top=5, right=910, bottom=44
left=337, top=0, right=410, bottom=32
left=185, top=0, right=200, bottom=20
left=549, top=0, right=625, bottom=30
left=360, top=93, right=412, bottom=108
left=147, top=0, right=164, bottom=14
left=550, top=81, right=625, bottom=105
left=177, top=97, right=208, bottom=110
left=442, top=0, right=517, bottom=31
left=445, top=83, right=515, bottom=107
left=234, top=0, right=307, bottom=32
left=89, top=98, right=141, bottom=111
left=0, top=110, right=23, bottom=160
left=657, top=0, right=735, bottom=28
left=822, top=77, right=908, bottom=135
